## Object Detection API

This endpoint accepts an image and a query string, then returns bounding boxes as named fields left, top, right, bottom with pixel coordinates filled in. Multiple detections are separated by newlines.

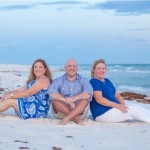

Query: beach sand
left=1, top=102, right=150, bottom=150
left=0, top=70, right=150, bottom=150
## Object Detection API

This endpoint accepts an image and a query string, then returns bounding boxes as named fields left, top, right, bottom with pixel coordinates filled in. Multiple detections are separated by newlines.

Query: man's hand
left=64, top=97, right=76, bottom=110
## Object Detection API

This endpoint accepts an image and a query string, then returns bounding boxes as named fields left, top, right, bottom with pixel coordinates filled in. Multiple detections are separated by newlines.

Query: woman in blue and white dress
left=0, top=59, right=52, bottom=119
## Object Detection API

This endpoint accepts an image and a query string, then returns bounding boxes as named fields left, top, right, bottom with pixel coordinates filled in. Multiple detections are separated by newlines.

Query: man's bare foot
left=0, top=98, right=4, bottom=102
left=58, top=118, right=68, bottom=125
left=74, top=117, right=84, bottom=125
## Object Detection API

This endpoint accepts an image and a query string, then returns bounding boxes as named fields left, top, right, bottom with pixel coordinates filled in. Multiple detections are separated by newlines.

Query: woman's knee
left=7, top=99, right=18, bottom=110
left=127, top=104, right=138, bottom=111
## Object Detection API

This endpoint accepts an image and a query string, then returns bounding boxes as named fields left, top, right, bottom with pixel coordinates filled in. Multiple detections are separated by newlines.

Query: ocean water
left=78, top=64, right=150, bottom=96
left=0, top=64, right=150, bottom=96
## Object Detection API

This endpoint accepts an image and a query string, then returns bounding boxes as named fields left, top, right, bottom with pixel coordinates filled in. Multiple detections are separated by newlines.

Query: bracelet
left=10, top=93, right=14, bottom=98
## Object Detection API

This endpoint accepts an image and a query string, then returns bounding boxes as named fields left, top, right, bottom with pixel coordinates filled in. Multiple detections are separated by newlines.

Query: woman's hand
left=1, top=93, right=12, bottom=101
left=116, top=104, right=129, bottom=113
left=1, top=93, right=6, bottom=101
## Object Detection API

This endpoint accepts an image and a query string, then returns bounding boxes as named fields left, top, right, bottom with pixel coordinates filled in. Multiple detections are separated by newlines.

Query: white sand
left=0, top=71, right=150, bottom=150
left=1, top=107, right=150, bottom=150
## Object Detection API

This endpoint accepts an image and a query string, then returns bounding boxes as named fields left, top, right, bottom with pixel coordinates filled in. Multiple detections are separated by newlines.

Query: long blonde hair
left=91, top=59, right=106, bottom=78
left=26, top=59, right=52, bottom=84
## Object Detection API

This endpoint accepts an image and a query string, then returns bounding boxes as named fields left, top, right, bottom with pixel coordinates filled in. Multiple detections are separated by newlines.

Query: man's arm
left=48, top=77, right=64, bottom=101
left=50, top=92, right=66, bottom=102
left=49, top=77, right=73, bottom=103
left=78, top=77, right=93, bottom=101
left=72, top=77, right=93, bottom=102
left=72, top=92, right=91, bottom=102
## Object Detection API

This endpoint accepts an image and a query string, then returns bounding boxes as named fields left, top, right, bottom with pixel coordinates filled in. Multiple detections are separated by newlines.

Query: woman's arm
left=4, top=77, right=50, bottom=100
left=1, top=85, right=26, bottom=101
left=94, top=91, right=128, bottom=113
left=4, top=85, right=26, bottom=95
left=115, top=92, right=125, bottom=104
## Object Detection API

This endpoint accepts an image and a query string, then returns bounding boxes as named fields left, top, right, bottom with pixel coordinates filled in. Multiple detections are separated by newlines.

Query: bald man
left=48, top=58, right=93, bottom=125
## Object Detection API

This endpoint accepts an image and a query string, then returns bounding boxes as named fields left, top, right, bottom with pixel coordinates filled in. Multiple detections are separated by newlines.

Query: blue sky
left=0, top=0, right=150, bottom=64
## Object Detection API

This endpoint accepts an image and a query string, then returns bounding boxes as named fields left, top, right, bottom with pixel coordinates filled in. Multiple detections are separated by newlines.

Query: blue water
left=77, top=64, right=150, bottom=96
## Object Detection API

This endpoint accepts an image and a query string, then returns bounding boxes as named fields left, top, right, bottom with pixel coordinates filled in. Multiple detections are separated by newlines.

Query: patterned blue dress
left=17, top=80, right=50, bottom=119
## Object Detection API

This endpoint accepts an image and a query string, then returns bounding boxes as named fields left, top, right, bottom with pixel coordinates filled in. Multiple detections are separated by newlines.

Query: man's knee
left=52, top=100, right=62, bottom=106
left=51, top=100, right=60, bottom=111
left=75, top=100, right=89, bottom=113
left=77, top=99, right=89, bottom=107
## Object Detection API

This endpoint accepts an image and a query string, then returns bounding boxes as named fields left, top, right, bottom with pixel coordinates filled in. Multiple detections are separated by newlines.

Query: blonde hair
left=26, top=59, right=52, bottom=84
left=91, top=59, right=106, bottom=78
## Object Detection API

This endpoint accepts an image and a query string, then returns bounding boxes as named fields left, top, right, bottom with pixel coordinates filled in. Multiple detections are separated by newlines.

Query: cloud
left=128, top=28, right=150, bottom=31
left=0, top=5, right=34, bottom=11
left=88, top=0, right=150, bottom=15
left=1, top=0, right=150, bottom=15
left=0, top=42, right=21, bottom=51
left=0, top=1, right=83, bottom=11
left=40, top=1, right=82, bottom=5
left=113, top=35, right=148, bottom=43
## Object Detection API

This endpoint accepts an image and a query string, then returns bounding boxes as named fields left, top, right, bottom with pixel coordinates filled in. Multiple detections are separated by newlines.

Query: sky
left=0, top=0, right=150, bottom=65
